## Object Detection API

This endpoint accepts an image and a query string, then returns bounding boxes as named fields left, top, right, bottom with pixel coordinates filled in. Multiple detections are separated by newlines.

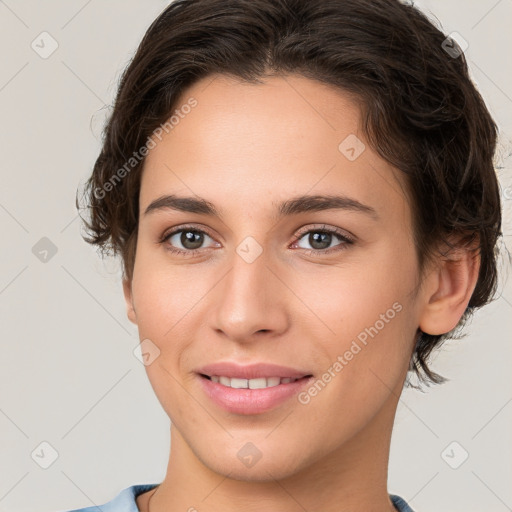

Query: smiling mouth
left=199, top=374, right=313, bottom=389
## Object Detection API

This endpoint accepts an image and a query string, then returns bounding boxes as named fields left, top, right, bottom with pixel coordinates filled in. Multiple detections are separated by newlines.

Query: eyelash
left=158, top=224, right=355, bottom=257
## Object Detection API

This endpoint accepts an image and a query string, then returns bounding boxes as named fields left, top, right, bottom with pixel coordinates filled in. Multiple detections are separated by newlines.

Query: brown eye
left=175, top=230, right=205, bottom=250
left=292, top=226, right=354, bottom=255
left=161, top=226, right=218, bottom=256
left=302, top=231, right=335, bottom=250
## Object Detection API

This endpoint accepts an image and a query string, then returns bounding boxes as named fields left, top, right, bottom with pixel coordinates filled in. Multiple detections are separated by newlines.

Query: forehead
left=140, top=73, right=409, bottom=225
left=166, top=72, right=363, bottom=158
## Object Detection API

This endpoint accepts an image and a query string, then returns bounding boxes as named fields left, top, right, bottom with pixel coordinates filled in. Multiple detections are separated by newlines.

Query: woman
left=69, top=0, right=503, bottom=510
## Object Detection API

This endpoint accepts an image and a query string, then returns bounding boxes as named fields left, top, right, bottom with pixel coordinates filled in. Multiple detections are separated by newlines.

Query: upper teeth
left=210, top=376, right=300, bottom=389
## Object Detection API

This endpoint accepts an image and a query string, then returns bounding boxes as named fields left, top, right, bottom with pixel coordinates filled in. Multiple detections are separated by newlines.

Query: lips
left=198, top=374, right=313, bottom=415
left=195, top=361, right=312, bottom=380
left=195, top=362, right=314, bottom=414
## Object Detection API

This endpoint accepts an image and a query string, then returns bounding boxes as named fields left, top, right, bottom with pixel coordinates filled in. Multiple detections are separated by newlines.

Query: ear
left=123, top=278, right=138, bottom=325
left=419, top=239, right=481, bottom=335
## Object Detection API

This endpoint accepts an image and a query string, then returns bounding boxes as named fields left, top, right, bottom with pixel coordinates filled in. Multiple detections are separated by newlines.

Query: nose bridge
left=211, top=240, right=287, bottom=340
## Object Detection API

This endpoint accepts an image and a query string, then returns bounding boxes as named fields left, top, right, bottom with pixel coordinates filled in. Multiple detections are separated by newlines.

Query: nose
left=210, top=244, right=290, bottom=344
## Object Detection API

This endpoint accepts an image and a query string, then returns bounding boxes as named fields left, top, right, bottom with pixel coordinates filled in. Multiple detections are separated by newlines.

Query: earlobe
left=419, top=244, right=480, bottom=336
left=122, top=278, right=138, bottom=325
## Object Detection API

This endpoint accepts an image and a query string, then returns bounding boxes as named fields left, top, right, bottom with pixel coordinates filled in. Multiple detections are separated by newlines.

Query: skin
left=123, top=73, right=480, bottom=512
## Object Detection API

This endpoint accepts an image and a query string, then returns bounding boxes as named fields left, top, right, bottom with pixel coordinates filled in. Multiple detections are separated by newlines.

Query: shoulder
left=390, top=494, right=415, bottom=512
left=57, top=483, right=160, bottom=512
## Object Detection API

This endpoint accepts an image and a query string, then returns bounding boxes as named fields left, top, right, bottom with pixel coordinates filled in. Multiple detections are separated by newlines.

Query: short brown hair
left=77, top=0, right=503, bottom=386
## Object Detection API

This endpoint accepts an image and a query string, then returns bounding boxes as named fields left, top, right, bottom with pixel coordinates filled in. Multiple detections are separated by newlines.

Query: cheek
left=131, top=251, right=202, bottom=336
left=130, top=261, right=195, bottom=381
left=290, top=245, right=416, bottom=341
left=130, top=264, right=198, bottom=420
left=294, top=278, right=414, bottom=435
left=288, top=249, right=417, bottom=393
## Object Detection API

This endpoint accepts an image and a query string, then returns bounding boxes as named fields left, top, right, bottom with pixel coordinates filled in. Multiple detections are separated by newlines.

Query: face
left=124, top=73, right=428, bottom=481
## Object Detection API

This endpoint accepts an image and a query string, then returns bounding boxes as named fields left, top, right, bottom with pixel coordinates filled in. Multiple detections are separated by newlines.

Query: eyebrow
left=144, top=193, right=379, bottom=220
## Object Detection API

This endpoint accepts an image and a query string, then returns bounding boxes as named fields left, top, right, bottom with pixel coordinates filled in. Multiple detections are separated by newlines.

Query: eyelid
left=293, top=223, right=355, bottom=244
left=160, top=223, right=216, bottom=240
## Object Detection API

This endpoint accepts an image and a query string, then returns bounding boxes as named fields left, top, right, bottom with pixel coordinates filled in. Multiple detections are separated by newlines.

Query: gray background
left=0, top=1, right=511, bottom=511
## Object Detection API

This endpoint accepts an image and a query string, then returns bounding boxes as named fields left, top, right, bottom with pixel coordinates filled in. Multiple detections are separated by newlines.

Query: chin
left=210, top=457, right=306, bottom=483
left=193, top=437, right=318, bottom=483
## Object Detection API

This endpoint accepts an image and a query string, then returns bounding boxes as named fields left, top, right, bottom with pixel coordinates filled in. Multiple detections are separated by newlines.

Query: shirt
left=62, top=483, right=415, bottom=512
